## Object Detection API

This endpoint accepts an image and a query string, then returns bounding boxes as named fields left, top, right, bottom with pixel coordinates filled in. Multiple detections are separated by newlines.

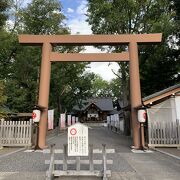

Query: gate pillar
left=38, top=42, right=52, bottom=149
left=129, top=41, right=141, bottom=148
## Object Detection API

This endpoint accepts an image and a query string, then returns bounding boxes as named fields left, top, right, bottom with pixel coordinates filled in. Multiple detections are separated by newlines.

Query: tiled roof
left=73, top=97, right=114, bottom=111
left=143, top=83, right=180, bottom=105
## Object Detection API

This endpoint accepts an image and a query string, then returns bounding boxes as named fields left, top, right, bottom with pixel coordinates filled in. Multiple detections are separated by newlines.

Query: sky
left=60, top=0, right=119, bottom=81
left=22, top=0, right=119, bottom=81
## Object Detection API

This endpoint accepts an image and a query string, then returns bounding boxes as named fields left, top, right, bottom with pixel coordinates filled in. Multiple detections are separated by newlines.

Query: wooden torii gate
left=18, top=33, right=162, bottom=149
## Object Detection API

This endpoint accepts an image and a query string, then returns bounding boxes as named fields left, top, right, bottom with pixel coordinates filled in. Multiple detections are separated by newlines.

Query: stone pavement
left=0, top=126, right=180, bottom=180
left=0, top=147, right=25, bottom=157
left=155, top=147, right=180, bottom=160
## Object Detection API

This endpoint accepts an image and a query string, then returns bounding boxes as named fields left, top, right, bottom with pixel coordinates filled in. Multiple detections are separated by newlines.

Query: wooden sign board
left=68, top=123, right=88, bottom=156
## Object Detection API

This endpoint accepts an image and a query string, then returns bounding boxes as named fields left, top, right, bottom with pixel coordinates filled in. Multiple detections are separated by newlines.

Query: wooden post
left=38, top=42, right=52, bottom=149
left=178, top=121, right=180, bottom=144
left=129, top=41, right=141, bottom=149
left=76, top=157, right=80, bottom=171
left=102, top=144, right=107, bottom=180
left=63, top=144, right=67, bottom=171
left=34, top=122, right=39, bottom=149
left=140, top=123, right=145, bottom=149
left=89, top=144, right=94, bottom=171
left=47, top=144, right=55, bottom=180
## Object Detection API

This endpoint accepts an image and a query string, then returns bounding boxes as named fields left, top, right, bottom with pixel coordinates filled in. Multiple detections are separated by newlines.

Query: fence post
left=0, top=121, right=3, bottom=148
left=46, top=144, right=55, bottom=180
left=177, top=120, right=180, bottom=144
left=102, top=144, right=107, bottom=180
left=31, top=120, right=35, bottom=147
left=63, top=144, right=67, bottom=171
left=89, top=144, right=94, bottom=172
left=76, top=156, right=80, bottom=171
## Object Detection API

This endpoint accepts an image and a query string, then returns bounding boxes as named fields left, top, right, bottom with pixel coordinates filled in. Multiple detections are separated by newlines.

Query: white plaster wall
left=175, top=96, right=180, bottom=121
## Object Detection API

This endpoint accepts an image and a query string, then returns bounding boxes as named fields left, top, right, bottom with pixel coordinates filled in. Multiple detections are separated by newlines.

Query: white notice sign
left=68, top=123, right=88, bottom=156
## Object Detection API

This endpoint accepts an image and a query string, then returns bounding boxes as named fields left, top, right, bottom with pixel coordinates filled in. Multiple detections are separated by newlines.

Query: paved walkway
left=155, top=147, right=180, bottom=160
left=0, top=147, right=25, bottom=157
left=0, top=126, right=180, bottom=180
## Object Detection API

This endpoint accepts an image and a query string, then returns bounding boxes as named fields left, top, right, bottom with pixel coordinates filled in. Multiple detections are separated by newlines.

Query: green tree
left=2, top=0, right=94, bottom=122
left=0, top=0, right=16, bottom=79
left=49, top=64, right=95, bottom=113
left=140, top=42, right=180, bottom=96
left=4, top=46, right=41, bottom=112
left=1, top=0, right=69, bottom=113
left=171, top=0, right=180, bottom=22
left=0, top=80, right=7, bottom=118
left=22, top=0, right=67, bottom=34
left=0, top=80, right=7, bottom=105
left=91, top=74, right=111, bottom=97
left=109, top=78, right=122, bottom=100
left=0, top=0, right=10, bottom=29
left=86, top=0, right=179, bottom=99
left=0, top=0, right=21, bottom=114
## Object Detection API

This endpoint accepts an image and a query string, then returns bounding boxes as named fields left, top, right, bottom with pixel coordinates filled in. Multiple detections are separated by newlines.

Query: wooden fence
left=0, top=120, right=33, bottom=147
left=148, top=120, right=180, bottom=147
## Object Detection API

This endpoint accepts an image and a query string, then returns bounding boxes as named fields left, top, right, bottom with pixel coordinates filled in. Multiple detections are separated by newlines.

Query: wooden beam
left=19, top=34, right=162, bottom=45
left=45, top=160, right=113, bottom=165
left=50, top=52, right=129, bottom=62
left=53, top=170, right=111, bottom=177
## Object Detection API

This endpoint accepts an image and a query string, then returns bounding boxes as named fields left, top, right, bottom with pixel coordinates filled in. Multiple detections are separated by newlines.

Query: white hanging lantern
left=138, top=109, right=146, bottom=123
left=32, top=110, right=41, bottom=123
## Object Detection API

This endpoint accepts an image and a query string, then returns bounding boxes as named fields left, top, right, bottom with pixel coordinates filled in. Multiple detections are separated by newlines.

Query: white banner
left=60, top=113, right=66, bottom=128
left=114, top=114, right=119, bottom=128
left=107, top=116, right=110, bottom=125
left=48, top=109, right=54, bottom=129
left=110, top=115, right=114, bottom=126
left=72, top=116, right=76, bottom=125
left=120, top=119, right=124, bottom=131
left=75, top=117, right=79, bottom=123
left=67, top=115, right=72, bottom=126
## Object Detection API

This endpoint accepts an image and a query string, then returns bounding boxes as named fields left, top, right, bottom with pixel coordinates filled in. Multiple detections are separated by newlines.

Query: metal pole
left=140, top=123, right=145, bottom=149
left=89, top=144, right=94, bottom=172
left=63, top=144, right=67, bottom=171
left=102, top=144, right=107, bottom=180
left=34, top=122, right=39, bottom=150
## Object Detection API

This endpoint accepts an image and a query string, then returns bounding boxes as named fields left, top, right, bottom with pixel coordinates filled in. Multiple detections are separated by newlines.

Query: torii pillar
left=38, top=42, right=52, bottom=148
left=129, top=41, right=142, bottom=148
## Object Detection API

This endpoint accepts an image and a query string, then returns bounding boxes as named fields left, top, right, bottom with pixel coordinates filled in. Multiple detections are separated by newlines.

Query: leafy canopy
left=86, top=0, right=179, bottom=97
